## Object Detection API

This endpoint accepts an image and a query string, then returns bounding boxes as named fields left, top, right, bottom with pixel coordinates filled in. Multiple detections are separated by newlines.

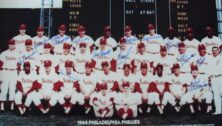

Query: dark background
left=0, top=0, right=218, bottom=51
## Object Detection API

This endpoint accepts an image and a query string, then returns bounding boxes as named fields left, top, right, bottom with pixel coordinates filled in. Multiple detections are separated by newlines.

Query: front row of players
left=11, top=59, right=213, bottom=119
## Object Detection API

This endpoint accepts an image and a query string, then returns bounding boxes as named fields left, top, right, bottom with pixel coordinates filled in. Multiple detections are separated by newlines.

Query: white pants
left=0, top=70, right=17, bottom=101
left=14, top=91, right=41, bottom=107
left=162, top=92, right=176, bottom=106
left=147, top=92, right=160, bottom=105
left=93, top=105, right=114, bottom=117
left=212, top=76, right=222, bottom=113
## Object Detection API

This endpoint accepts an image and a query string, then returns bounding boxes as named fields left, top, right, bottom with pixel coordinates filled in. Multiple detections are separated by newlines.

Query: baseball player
left=209, top=46, right=222, bottom=115
left=32, top=26, right=49, bottom=53
left=201, top=26, right=222, bottom=55
left=142, top=24, right=164, bottom=55
left=117, top=64, right=142, bottom=93
left=183, top=27, right=200, bottom=55
left=72, top=25, right=94, bottom=52
left=180, top=65, right=213, bottom=113
left=54, top=43, right=75, bottom=73
left=73, top=42, right=95, bottom=74
left=168, top=63, right=191, bottom=112
left=153, top=64, right=180, bottom=113
left=113, top=37, right=135, bottom=69
left=114, top=82, right=142, bottom=119
left=57, top=60, right=83, bottom=114
left=18, top=39, right=39, bottom=73
left=15, top=61, right=39, bottom=115
left=78, top=62, right=97, bottom=114
left=135, top=62, right=155, bottom=113
left=192, top=44, right=212, bottom=74
left=164, top=26, right=180, bottom=55
left=91, top=83, right=115, bottom=118
left=96, top=61, right=119, bottom=93
left=153, top=45, right=177, bottom=75
left=94, top=26, right=118, bottom=49
left=49, top=24, right=72, bottom=54
left=92, top=38, right=116, bottom=71
left=0, top=39, right=20, bottom=111
left=30, top=60, right=63, bottom=114
left=131, top=42, right=154, bottom=74
left=124, top=25, right=140, bottom=50
left=12, top=24, right=32, bottom=53
left=176, top=42, right=195, bottom=73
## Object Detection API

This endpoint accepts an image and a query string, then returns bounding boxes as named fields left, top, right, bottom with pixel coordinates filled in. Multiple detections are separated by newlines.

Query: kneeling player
left=91, top=83, right=114, bottom=118
left=180, top=65, right=213, bottom=113
left=115, top=82, right=142, bottom=119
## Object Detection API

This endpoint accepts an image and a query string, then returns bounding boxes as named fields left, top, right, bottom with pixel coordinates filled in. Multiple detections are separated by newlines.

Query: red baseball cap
left=119, top=37, right=126, bottom=44
left=172, top=63, right=180, bottom=69
left=123, top=64, right=131, bottom=69
left=190, top=64, right=198, bottom=71
left=25, top=39, right=33, bottom=45
left=78, top=25, right=86, bottom=32
left=79, top=42, right=86, bottom=48
left=44, top=60, right=52, bottom=67
left=168, top=26, right=175, bottom=33
left=125, top=26, right=132, bottom=32
left=37, top=26, right=44, bottom=32
left=178, top=42, right=185, bottom=47
left=65, top=60, right=73, bottom=68
left=198, top=44, right=206, bottom=50
left=147, top=24, right=155, bottom=30
left=19, top=24, right=26, bottom=30
left=140, top=62, right=148, bottom=69
left=160, top=45, right=167, bottom=52
left=137, top=42, right=145, bottom=49
left=8, top=39, right=15, bottom=45
left=63, top=43, right=72, bottom=49
left=122, top=82, right=130, bottom=87
left=44, top=43, right=52, bottom=49
left=100, top=38, right=107, bottom=45
left=101, top=61, right=109, bottom=67
left=59, top=24, right=66, bottom=31
left=104, top=26, right=111, bottom=32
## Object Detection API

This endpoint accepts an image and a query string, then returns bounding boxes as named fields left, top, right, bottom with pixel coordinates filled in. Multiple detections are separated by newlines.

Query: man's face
left=59, top=30, right=65, bottom=35
left=123, top=68, right=130, bottom=75
left=149, top=29, right=155, bottom=35
left=191, top=70, right=198, bottom=78
left=37, top=31, right=44, bottom=36
left=125, top=31, right=132, bottom=36
left=138, top=47, right=145, bottom=53
left=78, top=31, right=85, bottom=37
left=19, top=30, right=26, bottom=35
left=198, top=49, right=206, bottom=56
left=212, top=48, right=219, bottom=56
left=104, top=31, right=111, bottom=37
left=102, top=65, right=109, bottom=73
left=25, top=45, right=32, bottom=51
left=101, top=89, right=107, bottom=96
left=63, top=49, right=70, bottom=55
left=187, top=33, right=194, bottom=40
left=160, top=51, right=167, bottom=57
left=141, top=68, right=147, bottom=75
left=65, top=67, right=72, bottom=74
left=45, top=66, right=51, bottom=73
left=80, top=47, right=86, bottom=54
left=120, top=42, right=126, bottom=50
left=123, top=87, right=130, bottom=93
left=178, top=47, right=185, bottom=54
left=24, top=65, right=31, bottom=73
left=85, top=67, right=92, bottom=74
left=174, top=68, right=180, bottom=75
left=8, top=44, right=15, bottom=50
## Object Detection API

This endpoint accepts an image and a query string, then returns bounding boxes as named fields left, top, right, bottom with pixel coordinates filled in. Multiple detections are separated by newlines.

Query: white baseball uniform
left=32, top=35, right=49, bottom=53
left=176, top=52, right=195, bottom=73
left=95, top=36, right=118, bottom=48
left=142, top=34, right=164, bottom=54
left=164, top=37, right=180, bottom=55
left=72, top=35, right=94, bottom=50
left=73, top=51, right=93, bottom=73
left=184, top=38, right=200, bottom=55
left=201, top=36, right=222, bottom=54
left=13, top=34, right=32, bottom=53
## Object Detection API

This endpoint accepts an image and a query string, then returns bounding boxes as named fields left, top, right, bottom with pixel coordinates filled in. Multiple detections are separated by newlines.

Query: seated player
left=115, top=82, right=142, bottom=119
left=91, top=83, right=115, bottom=118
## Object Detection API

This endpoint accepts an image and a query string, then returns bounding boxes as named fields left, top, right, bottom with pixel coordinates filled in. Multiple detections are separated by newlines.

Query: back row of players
left=0, top=24, right=222, bottom=119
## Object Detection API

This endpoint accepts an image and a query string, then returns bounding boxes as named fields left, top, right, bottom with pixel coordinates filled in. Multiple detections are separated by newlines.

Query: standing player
left=131, top=42, right=154, bottom=74
left=73, top=42, right=95, bottom=74
left=13, top=24, right=32, bottom=53
left=113, top=37, right=135, bottom=69
left=142, top=24, right=164, bottom=55
left=180, top=65, right=213, bottom=113
left=176, top=42, right=195, bottom=73
left=32, top=26, right=49, bottom=53
left=201, top=26, right=222, bottom=55
left=164, top=26, right=180, bottom=55
left=95, top=26, right=118, bottom=49
left=209, top=46, right=222, bottom=115
left=92, top=38, right=116, bottom=71
left=115, top=82, right=142, bottom=119
left=72, top=25, right=94, bottom=52
left=154, top=45, right=177, bottom=75
left=50, top=24, right=72, bottom=54
left=91, top=83, right=115, bottom=118
left=183, top=27, right=200, bottom=55
left=0, top=39, right=20, bottom=110
left=124, top=25, right=140, bottom=50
